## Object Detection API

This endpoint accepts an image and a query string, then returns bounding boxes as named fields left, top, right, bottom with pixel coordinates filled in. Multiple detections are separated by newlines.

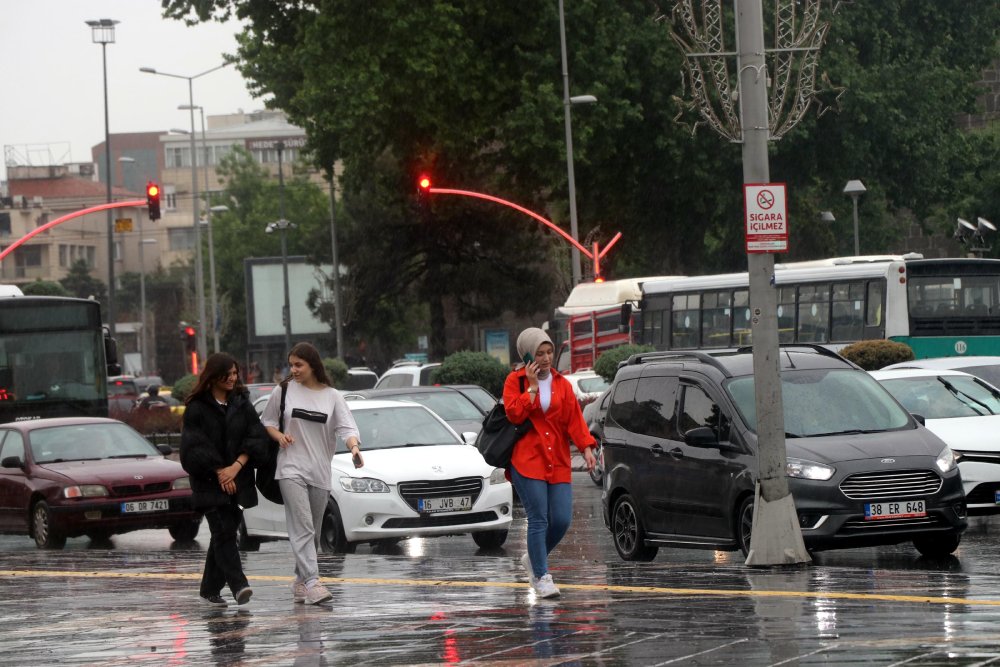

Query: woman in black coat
left=180, top=353, right=268, bottom=606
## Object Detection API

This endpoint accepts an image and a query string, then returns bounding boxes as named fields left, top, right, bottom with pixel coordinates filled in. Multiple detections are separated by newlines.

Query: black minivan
left=601, top=346, right=967, bottom=560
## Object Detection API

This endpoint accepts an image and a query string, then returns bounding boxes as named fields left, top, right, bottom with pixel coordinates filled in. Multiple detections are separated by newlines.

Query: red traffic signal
left=146, top=182, right=161, bottom=220
left=181, top=325, right=196, bottom=353
left=418, top=175, right=431, bottom=191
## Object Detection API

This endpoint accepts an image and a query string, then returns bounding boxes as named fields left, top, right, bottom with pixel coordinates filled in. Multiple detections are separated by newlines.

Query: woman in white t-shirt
left=261, top=342, right=363, bottom=605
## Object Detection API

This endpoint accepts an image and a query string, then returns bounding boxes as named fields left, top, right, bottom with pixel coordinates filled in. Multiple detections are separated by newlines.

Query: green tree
left=59, top=259, right=107, bottom=318
left=435, top=351, right=509, bottom=398
left=21, top=280, right=69, bottom=297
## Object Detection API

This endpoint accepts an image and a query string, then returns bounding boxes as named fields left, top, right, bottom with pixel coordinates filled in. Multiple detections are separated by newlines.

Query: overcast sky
left=1, top=0, right=261, bottom=182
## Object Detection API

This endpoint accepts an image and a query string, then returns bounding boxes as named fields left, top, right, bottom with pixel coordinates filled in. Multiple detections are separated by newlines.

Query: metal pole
left=852, top=194, right=860, bottom=256
left=138, top=211, right=148, bottom=375
left=328, top=172, right=345, bottom=360
left=277, top=142, right=292, bottom=352
left=188, top=79, right=206, bottom=368
left=737, top=0, right=809, bottom=566
left=199, top=108, right=220, bottom=353
left=558, top=0, right=582, bottom=286
left=101, top=42, right=116, bottom=337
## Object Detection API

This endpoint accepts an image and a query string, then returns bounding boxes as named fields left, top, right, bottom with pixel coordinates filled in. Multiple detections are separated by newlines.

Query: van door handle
left=668, top=447, right=683, bottom=459
left=650, top=444, right=664, bottom=457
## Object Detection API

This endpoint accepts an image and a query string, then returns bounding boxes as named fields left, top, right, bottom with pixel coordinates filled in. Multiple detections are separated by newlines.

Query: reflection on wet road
left=3, top=473, right=1000, bottom=665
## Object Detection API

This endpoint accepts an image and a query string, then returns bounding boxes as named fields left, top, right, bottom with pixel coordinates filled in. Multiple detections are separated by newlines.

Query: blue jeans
left=510, top=466, right=572, bottom=579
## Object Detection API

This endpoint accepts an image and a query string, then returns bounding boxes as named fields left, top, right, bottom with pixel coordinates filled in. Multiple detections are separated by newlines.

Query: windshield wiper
left=784, top=432, right=801, bottom=438
left=806, top=429, right=880, bottom=437
left=937, top=376, right=993, bottom=415
left=108, top=454, right=150, bottom=459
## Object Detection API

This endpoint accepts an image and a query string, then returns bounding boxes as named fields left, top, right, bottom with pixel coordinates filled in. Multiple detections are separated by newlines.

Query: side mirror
left=156, top=443, right=173, bottom=456
left=619, top=303, right=633, bottom=333
left=684, top=426, right=719, bottom=447
left=1, top=455, right=24, bottom=469
left=104, top=334, right=120, bottom=376
left=911, top=413, right=926, bottom=426
left=462, top=432, right=478, bottom=445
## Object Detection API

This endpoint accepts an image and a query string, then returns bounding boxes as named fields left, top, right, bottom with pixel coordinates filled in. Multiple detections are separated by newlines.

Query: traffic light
left=181, top=325, right=196, bottom=353
left=416, top=175, right=432, bottom=210
left=146, top=182, right=161, bottom=220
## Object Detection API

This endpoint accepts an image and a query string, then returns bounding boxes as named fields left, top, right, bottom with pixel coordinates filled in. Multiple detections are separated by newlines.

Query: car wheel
left=237, top=518, right=261, bottom=552
left=736, top=496, right=754, bottom=558
left=320, top=500, right=356, bottom=554
left=611, top=494, right=657, bottom=561
left=472, top=529, right=508, bottom=549
left=168, top=517, right=202, bottom=542
left=32, top=501, right=66, bottom=550
left=914, top=532, right=961, bottom=558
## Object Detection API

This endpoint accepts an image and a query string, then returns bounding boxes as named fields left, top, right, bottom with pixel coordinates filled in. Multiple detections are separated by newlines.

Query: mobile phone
left=352, top=450, right=363, bottom=468
left=522, top=352, right=534, bottom=365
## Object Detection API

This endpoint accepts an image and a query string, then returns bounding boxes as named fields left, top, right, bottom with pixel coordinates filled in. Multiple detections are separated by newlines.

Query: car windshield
left=31, top=423, right=160, bottom=463
left=578, top=377, right=610, bottom=393
left=342, top=406, right=461, bottom=450
left=879, top=375, right=1000, bottom=418
left=455, top=386, right=497, bottom=413
left=383, top=392, right=484, bottom=421
left=726, top=368, right=911, bottom=437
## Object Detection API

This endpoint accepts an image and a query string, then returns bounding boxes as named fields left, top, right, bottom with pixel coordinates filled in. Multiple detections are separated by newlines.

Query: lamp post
left=139, top=63, right=228, bottom=368
left=275, top=142, right=292, bottom=352
left=118, top=156, right=147, bottom=374
left=558, top=0, right=597, bottom=286
left=327, top=170, right=345, bottom=359
left=843, top=179, right=866, bottom=256
left=86, top=18, right=119, bottom=336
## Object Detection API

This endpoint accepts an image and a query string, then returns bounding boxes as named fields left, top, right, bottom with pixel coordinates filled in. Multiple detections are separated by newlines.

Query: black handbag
left=256, top=382, right=286, bottom=505
left=475, top=378, right=527, bottom=468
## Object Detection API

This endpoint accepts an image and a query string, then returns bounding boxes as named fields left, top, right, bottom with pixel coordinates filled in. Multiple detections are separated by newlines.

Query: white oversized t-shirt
left=260, top=381, right=360, bottom=490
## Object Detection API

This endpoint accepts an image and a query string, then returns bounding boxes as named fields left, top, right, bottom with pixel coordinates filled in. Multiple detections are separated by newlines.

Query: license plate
left=995, top=490, right=1000, bottom=504
left=121, top=499, right=169, bottom=514
left=864, top=499, right=925, bottom=521
left=417, top=496, right=472, bottom=513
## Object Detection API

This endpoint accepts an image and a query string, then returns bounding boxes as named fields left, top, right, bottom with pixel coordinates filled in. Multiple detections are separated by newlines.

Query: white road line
left=647, top=638, right=749, bottom=666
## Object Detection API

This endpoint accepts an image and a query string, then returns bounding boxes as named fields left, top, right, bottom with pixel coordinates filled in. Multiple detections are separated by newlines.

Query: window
left=776, top=287, right=796, bottom=343
left=59, top=245, right=68, bottom=268
left=164, top=185, right=177, bottom=211
left=0, top=212, right=11, bottom=236
left=86, top=247, right=95, bottom=267
left=679, top=384, right=729, bottom=442
left=168, top=227, right=195, bottom=251
left=701, top=290, right=732, bottom=348
left=165, top=146, right=190, bottom=168
left=831, top=282, right=865, bottom=341
left=0, top=430, right=24, bottom=463
left=671, top=294, right=700, bottom=349
left=608, top=378, right=638, bottom=432
left=733, top=290, right=752, bottom=346
left=114, top=240, right=123, bottom=262
left=797, top=283, right=830, bottom=343
left=866, top=281, right=884, bottom=327
left=632, top=376, right=679, bottom=438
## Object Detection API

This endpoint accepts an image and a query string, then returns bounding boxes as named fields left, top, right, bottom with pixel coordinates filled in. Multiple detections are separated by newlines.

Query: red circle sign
left=756, top=190, right=775, bottom=210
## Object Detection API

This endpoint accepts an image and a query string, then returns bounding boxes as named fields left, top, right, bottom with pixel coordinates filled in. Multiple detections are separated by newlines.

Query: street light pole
left=139, top=63, right=228, bottom=369
left=118, top=156, right=147, bottom=375
left=844, top=179, right=866, bottom=256
left=277, top=141, right=292, bottom=352
left=327, top=170, right=345, bottom=359
left=86, top=18, right=119, bottom=337
left=558, top=0, right=583, bottom=286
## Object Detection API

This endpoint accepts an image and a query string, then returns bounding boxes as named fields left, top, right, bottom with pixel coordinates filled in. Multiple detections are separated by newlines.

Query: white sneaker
left=533, top=573, right=560, bottom=599
left=520, top=553, right=537, bottom=587
left=305, top=583, right=333, bottom=605
left=292, top=580, right=306, bottom=603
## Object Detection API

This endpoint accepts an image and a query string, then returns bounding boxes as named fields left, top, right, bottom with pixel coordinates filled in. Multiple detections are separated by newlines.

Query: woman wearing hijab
left=504, top=327, right=597, bottom=598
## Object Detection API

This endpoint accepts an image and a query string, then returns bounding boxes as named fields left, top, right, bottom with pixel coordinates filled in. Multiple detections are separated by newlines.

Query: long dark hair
left=186, top=353, right=245, bottom=404
left=289, top=342, right=331, bottom=386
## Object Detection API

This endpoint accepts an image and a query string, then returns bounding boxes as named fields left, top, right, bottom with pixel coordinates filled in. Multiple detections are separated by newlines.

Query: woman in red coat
left=504, top=327, right=597, bottom=599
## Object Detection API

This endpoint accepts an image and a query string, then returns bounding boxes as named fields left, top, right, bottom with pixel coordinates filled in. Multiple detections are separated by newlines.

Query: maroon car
left=0, top=417, right=201, bottom=548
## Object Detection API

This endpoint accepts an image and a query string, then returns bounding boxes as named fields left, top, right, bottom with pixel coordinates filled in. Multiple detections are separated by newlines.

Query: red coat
left=503, top=368, right=595, bottom=484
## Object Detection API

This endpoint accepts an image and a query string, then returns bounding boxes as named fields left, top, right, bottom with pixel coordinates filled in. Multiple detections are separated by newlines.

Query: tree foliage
left=22, top=280, right=69, bottom=297
left=435, top=351, right=509, bottom=398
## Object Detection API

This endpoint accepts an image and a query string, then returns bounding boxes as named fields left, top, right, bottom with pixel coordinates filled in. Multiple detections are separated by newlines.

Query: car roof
left=884, top=356, right=1000, bottom=370
left=869, top=368, right=973, bottom=380
left=346, top=386, right=462, bottom=398
left=2, top=417, right=120, bottom=432
left=620, top=346, right=856, bottom=379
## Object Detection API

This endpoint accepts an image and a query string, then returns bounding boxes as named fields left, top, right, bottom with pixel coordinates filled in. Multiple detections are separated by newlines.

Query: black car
left=602, top=345, right=967, bottom=561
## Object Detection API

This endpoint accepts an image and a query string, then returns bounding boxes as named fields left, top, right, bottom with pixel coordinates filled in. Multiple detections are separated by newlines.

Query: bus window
left=831, top=282, right=865, bottom=341
left=701, top=290, right=732, bottom=348
left=867, top=281, right=884, bottom=327
left=733, top=290, right=752, bottom=346
left=797, top=284, right=830, bottom=343
left=777, top=287, right=796, bottom=343
left=671, top=294, right=700, bottom=349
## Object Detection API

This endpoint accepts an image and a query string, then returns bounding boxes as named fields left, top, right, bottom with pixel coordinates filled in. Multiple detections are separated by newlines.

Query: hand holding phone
left=522, top=352, right=534, bottom=365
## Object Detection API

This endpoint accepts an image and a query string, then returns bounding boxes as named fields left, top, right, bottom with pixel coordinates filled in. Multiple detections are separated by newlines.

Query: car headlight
left=172, top=476, right=191, bottom=490
left=786, top=458, right=835, bottom=481
left=339, top=477, right=390, bottom=493
left=935, top=446, right=957, bottom=474
left=63, top=484, right=108, bottom=499
left=489, top=468, right=506, bottom=485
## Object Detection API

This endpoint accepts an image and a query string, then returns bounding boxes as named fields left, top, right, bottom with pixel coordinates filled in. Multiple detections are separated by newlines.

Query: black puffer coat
left=180, top=389, right=269, bottom=510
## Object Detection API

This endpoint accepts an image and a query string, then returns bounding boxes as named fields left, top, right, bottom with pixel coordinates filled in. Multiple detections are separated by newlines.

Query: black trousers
left=200, top=503, right=249, bottom=598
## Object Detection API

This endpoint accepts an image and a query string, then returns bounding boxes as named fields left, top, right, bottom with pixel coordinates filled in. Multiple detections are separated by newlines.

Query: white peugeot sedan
left=246, top=398, right=512, bottom=552
left=870, top=367, right=1000, bottom=515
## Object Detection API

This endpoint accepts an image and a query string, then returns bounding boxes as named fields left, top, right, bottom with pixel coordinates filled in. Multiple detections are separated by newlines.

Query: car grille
left=839, top=469, right=941, bottom=500
left=841, top=515, right=948, bottom=531
left=110, top=481, right=172, bottom=497
left=382, top=511, right=499, bottom=529
left=397, top=477, right=483, bottom=513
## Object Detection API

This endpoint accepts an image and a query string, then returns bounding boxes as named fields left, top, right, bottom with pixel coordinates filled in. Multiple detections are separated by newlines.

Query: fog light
left=797, top=513, right=823, bottom=529
left=955, top=503, right=967, bottom=519
left=84, top=511, right=102, bottom=520
left=500, top=505, right=509, bottom=515
left=364, top=515, right=374, bottom=526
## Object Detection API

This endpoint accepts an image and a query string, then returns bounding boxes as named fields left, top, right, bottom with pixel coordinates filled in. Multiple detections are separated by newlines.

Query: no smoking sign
left=744, top=183, right=787, bottom=253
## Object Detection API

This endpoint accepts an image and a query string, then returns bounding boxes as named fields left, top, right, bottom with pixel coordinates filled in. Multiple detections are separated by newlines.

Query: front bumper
left=954, top=458, right=1000, bottom=515
left=50, top=492, right=199, bottom=537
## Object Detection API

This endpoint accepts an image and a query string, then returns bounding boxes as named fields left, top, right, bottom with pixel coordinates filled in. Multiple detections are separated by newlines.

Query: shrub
left=838, top=339, right=914, bottom=370
left=434, top=351, right=509, bottom=397
left=172, top=374, right=197, bottom=402
left=323, top=357, right=349, bottom=388
left=594, top=344, right=656, bottom=384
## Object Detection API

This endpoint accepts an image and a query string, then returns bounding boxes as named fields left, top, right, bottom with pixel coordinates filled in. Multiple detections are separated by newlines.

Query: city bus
left=547, top=276, right=683, bottom=373
left=0, top=295, right=119, bottom=422
left=637, top=254, right=1000, bottom=358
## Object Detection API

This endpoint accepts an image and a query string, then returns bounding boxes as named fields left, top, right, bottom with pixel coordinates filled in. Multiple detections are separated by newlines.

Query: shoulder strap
left=278, top=381, right=288, bottom=432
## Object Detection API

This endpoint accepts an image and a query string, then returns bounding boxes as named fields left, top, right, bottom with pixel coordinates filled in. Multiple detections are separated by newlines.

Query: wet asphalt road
left=4, top=473, right=1000, bottom=665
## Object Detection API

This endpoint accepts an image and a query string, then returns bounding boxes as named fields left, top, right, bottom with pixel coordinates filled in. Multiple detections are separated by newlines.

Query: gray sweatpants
left=278, top=477, right=330, bottom=587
